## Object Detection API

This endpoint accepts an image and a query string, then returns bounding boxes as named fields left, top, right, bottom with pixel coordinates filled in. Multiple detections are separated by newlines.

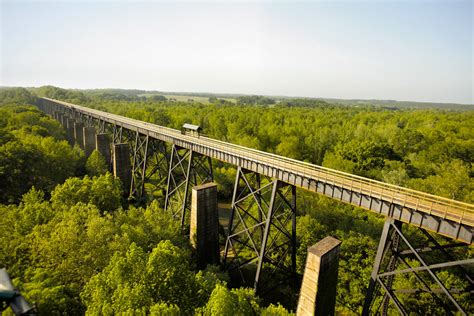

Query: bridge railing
left=42, top=97, right=474, bottom=227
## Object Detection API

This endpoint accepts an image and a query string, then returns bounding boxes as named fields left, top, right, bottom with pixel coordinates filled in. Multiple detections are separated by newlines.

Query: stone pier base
left=190, top=182, right=220, bottom=267
left=74, top=122, right=84, bottom=149
left=113, top=143, right=131, bottom=194
left=57, top=112, right=64, bottom=125
left=66, top=118, right=76, bottom=146
left=83, top=127, right=96, bottom=157
left=297, top=236, right=342, bottom=316
left=61, top=114, right=68, bottom=127
left=96, top=133, right=111, bottom=167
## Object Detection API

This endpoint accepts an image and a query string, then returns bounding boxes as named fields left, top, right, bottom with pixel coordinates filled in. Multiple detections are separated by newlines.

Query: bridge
left=37, top=97, right=473, bottom=314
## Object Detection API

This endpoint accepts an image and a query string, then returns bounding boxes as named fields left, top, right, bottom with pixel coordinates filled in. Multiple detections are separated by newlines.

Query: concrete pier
left=190, top=182, right=220, bottom=267
left=74, top=122, right=84, bottom=149
left=113, top=143, right=131, bottom=194
left=66, top=118, right=76, bottom=146
left=297, top=236, right=342, bottom=316
left=96, top=133, right=111, bottom=166
left=83, top=127, right=96, bottom=157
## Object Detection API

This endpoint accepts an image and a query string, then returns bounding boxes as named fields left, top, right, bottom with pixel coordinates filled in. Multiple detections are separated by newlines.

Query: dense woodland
left=0, top=86, right=472, bottom=315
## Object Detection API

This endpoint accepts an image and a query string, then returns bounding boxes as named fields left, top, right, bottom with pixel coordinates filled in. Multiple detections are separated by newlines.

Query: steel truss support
left=97, top=119, right=106, bottom=133
left=363, top=218, right=473, bottom=315
left=102, top=123, right=134, bottom=163
left=164, top=144, right=213, bottom=228
left=223, top=167, right=297, bottom=292
left=112, top=124, right=123, bottom=144
left=129, top=131, right=169, bottom=204
left=105, top=122, right=133, bottom=145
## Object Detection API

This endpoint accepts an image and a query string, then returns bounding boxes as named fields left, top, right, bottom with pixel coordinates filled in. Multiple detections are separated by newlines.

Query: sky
left=1, top=0, right=472, bottom=104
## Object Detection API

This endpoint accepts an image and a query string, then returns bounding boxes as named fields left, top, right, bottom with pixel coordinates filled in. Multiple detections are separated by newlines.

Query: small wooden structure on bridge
left=181, top=123, right=202, bottom=137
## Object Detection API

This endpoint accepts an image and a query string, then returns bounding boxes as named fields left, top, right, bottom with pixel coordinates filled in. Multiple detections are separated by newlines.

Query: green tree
left=81, top=241, right=218, bottom=314
left=0, top=106, right=83, bottom=203
left=50, top=173, right=123, bottom=213
left=199, top=284, right=260, bottom=315
left=0, top=87, right=37, bottom=105
left=85, top=150, right=108, bottom=177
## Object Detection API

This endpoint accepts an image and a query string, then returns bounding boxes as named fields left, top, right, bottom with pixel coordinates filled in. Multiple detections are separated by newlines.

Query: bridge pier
left=56, top=112, right=64, bottom=126
left=64, top=118, right=75, bottom=146
left=223, top=167, right=297, bottom=292
left=190, top=182, right=220, bottom=268
left=297, top=236, right=341, bottom=316
left=61, top=114, right=69, bottom=127
left=83, top=126, right=96, bottom=157
left=74, top=122, right=84, bottom=149
left=96, top=133, right=111, bottom=168
left=113, top=143, right=132, bottom=194
left=363, top=218, right=473, bottom=315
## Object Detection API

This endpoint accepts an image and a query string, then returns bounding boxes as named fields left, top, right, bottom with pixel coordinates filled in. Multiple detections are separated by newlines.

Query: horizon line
left=1, top=84, right=473, bottom=106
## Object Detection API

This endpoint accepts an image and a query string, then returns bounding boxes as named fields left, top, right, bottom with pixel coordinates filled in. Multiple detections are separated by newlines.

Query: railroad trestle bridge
left=38, top=97, right=473, bottom=315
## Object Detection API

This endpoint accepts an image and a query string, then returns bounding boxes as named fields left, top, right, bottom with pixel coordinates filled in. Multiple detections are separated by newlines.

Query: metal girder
left=129, top=131, right=169, bottom=204
left=164, top=144, right=213, bottom=228
left=223, top=167, right=297, bottom=292
left=363, top=218, right=473, bottom=315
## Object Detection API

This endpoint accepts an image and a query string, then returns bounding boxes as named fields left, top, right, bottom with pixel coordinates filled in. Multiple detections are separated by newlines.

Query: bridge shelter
left=181, top=123, right=202, bottom=137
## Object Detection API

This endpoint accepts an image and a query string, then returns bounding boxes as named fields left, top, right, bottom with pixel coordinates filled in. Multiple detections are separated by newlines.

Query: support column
left=61, top=114, right=68, bottom=127
left=190, top=183, right=219, bottom=268
left=96, top=134, right=111, bottom=167
left=66, top=118, right=75, bottom=146
left=57, top=112, right=64, bottom=125
left=297, top=236, right=342, bottom=316
left=113, top=143, right=131, bottom=194
left=83, top=126, right=96, bottom=157
left=164, top=145, right=213, bottom=228
left=362, top=219, right=471, bottom=315
left=223, top=167, right=297, bottom=292
left=74, top=122, right=84, bottom=149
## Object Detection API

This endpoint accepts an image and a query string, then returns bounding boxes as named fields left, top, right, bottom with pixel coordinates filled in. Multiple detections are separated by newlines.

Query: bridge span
left=38, top=97, right=473, bottom=314
left=39, top=97, right=473, bottom=243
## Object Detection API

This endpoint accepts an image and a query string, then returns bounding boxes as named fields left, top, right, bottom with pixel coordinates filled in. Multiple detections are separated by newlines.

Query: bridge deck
left=40, top=97, right=474, bottom=244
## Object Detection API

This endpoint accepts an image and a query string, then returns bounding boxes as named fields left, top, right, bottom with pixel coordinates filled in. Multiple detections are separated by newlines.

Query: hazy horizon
left=3, top=83, right=474, bottom=106
left=1, top=0, right=472, bottom=104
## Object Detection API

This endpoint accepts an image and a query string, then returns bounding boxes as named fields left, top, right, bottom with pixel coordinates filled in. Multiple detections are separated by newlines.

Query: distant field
left=140, top=93, right=236, bottom=104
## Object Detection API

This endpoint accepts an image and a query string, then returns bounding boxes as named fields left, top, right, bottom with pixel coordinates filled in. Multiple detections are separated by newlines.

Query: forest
left=0, top=86, right=472, bottom=315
